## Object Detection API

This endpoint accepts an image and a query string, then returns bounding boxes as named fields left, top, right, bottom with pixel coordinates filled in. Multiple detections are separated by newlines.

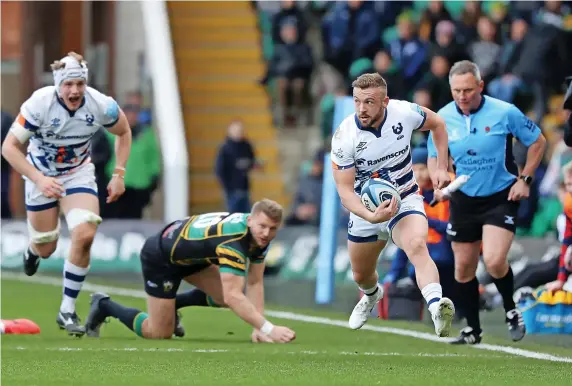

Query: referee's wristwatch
left=519, top=175, right=533, bottom=186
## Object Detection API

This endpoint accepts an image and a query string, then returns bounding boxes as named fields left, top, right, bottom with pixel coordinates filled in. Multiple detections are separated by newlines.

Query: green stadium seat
left=444, top=1, right=466, bottom=19
left=382, top=25, right=399, bottom=46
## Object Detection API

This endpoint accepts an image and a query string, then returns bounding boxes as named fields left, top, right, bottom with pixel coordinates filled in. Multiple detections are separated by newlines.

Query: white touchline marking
left=5, top=346, right=505, bottom=358
left=3, top=272, right=572, bottom=363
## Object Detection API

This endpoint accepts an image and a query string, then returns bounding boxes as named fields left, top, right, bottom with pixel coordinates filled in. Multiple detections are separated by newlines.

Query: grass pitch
left=2, top=276, right=571, bottom=386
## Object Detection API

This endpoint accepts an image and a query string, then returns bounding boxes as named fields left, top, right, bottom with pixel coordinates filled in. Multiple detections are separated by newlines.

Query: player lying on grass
left=85, top=199, right=296, bottom=343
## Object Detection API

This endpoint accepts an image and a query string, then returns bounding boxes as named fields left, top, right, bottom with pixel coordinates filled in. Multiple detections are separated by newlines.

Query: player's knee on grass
left=146, top=316, right=175, bottom=339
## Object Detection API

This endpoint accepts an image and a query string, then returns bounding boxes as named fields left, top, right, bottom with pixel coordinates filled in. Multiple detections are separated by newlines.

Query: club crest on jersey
left=85, top=114, right=95, bottom=126
left=392, top=122, right=404, bottom=140
left=163, top=281, right=173, bottom=293
left=50, top=118, right=61, bottom=128
left=356, top=141, right=368, bottom=153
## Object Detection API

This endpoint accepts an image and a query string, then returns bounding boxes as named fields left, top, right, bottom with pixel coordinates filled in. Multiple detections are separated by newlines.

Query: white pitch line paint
left=9, top=346, right=505, bottom=358
left=3, top=272, right=572, bottom=363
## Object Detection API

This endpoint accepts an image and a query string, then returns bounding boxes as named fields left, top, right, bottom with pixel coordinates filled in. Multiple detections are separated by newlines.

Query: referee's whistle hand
left=507, top=179, right=530, bottom=201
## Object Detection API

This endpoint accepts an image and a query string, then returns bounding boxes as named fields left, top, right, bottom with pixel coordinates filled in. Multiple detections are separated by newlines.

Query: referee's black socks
left=492, top=266, right=516, bottom=312
left=456, top=277, right=482, bottom=334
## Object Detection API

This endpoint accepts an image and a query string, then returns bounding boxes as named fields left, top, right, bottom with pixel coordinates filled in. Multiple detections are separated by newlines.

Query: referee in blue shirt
left=427, top=61, right=546, bottom=345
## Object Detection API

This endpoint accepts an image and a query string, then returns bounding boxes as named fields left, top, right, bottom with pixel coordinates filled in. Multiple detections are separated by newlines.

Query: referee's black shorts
left=446, top=184, right=519, bottom=243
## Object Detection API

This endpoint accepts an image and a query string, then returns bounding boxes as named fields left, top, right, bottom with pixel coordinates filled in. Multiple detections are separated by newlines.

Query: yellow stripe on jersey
left=218, top=257, right=246, bottom=271
left=216, top=246, right=246, bottom=263
left=169, top=216, right=196, bottom=264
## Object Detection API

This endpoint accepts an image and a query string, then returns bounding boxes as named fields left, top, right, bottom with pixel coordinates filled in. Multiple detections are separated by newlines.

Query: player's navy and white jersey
left=330, top=99, right=427, bottom=198
left=17, top=86, right=119, bottom=177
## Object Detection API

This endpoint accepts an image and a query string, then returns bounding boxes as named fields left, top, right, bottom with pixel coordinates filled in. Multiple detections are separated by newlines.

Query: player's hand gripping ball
left=361, top=178, right=402, bottom=212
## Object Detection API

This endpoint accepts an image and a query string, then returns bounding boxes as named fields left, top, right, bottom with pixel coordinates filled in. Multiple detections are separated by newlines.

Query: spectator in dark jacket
left=388, top=11, right=428, bottom=90
left=419, top=0, right=453, bottom=42
left=286, top=150, right=324, bottom=226
left=268, top=23, right=314, bottom=126
left=417, top=55, right=453, bottom=111
left=430, top=20, right=468, bottom=67
left=272, top=0, right=307, bottom=44
left=321, top=1, right=380, bottom=75
left=215, top=120, right=259, bottom=213
left=373, top=50, right=406, bottom=100
left=487, top=19, right=529, bottom=103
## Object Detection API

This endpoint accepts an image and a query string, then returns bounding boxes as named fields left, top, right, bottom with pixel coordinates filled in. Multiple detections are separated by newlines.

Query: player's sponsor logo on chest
left=359, top=144, right=410, bottom=167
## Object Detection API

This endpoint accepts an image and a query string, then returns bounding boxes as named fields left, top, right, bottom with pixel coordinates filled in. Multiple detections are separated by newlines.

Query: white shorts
left=348, top=193, right=426, bottom=242
left=25, top=163, right=98, bottom=212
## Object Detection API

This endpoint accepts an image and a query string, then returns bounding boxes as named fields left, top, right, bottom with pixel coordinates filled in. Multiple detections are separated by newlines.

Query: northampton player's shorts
left=139, top=234, right=210, bottom=299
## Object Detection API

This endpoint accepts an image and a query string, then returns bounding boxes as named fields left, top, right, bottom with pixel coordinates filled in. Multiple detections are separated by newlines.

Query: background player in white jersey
left=331, top=73, right=454, bottom=337
left=1, top=52, right=132, bottom=336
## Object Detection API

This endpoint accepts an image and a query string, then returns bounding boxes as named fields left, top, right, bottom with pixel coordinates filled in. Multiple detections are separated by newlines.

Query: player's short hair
left=251, top=199, right=283, bottom=223
left=351, top=73, right=388, bottom=93
left=50, top=52, right=87, bottom=71
left=449, top=60, right=482, bottom=82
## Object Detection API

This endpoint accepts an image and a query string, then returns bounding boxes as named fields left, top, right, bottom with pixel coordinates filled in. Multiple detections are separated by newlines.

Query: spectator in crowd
left=456, top=1, right=483, bottom=44
left=1, top=110, right=16, bottom=218
left=388, top=11, right=428, bottom=91
left=413, top=88, right=433, bottom=110
left=285, top=149, right=324, bottom=226
left=215, top=120, right=260, bottom=213
left=419, top=0, right=453, bottom=42
left=272, top=0, right=307, bottom=45
left=564, top=76, right=572, bottom=146
left=546, top=161, right=572, bottom=291
left=103, top=94, right=161, bottom=219
left=487, top=18, right=529, bottom=104
left=511, top=0, right=570, bottom=123
left=321, top=1, right=380, bottom=76
left=267, top=23, right=314, bottom=127
left=467, top=16, right=501, bottom=86
left=417, top=55, right=453, bottom=111
left=373, top=50, right=406, bottom=100
left=430, top=20, right=468, bottom=67
left=488, top=1, right=512, bottom=42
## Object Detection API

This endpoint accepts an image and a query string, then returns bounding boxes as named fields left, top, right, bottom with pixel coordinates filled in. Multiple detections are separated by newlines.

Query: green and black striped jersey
left=159, top=212, right=267, bottom=276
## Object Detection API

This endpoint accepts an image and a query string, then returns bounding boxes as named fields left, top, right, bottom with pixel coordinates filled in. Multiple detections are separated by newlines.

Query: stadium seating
left=167, top=1, right=289, bottom=213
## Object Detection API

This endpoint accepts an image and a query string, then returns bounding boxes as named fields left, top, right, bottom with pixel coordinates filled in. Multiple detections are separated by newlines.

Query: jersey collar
left=56, top=92, right=86, bottom=117
left=353, top=109, right=388, bottom=138
left=454, top=95, right=486, bottom=116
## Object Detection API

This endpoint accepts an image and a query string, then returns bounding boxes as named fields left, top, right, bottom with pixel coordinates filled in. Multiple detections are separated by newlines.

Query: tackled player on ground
left=84, top=199, right=296, bottom=343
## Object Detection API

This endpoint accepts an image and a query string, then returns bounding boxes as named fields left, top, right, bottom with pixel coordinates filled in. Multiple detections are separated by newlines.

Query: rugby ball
left=361, top=178, right=401, bottom=213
